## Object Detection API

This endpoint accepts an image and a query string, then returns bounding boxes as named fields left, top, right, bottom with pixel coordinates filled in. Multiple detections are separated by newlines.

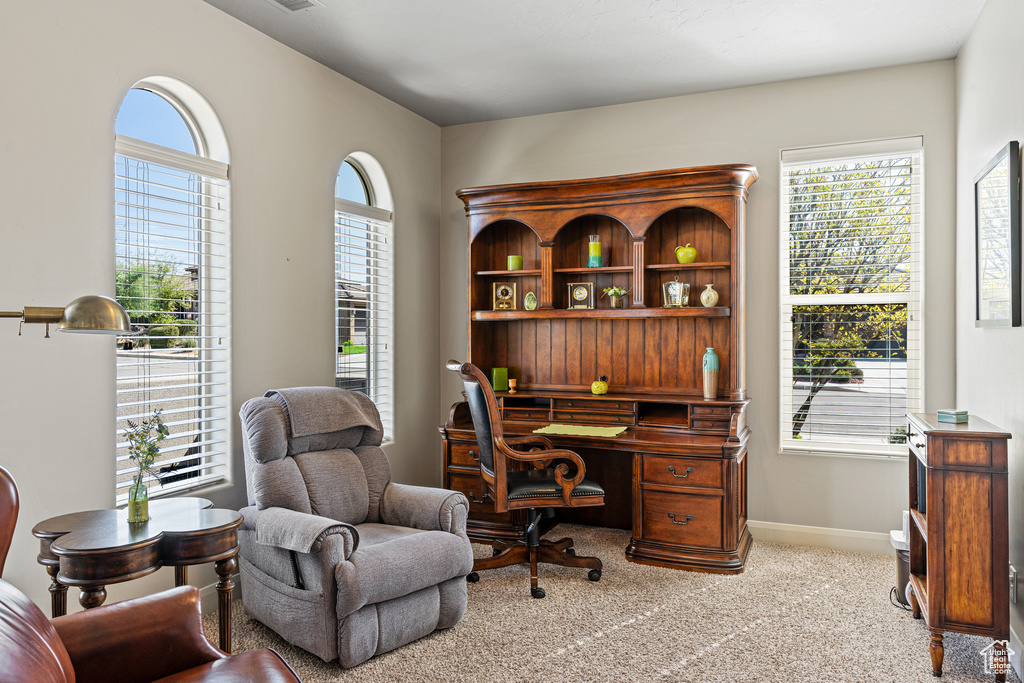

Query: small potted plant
left=601, top=286, right=631, bottom=309
left=123, top=410, right=169, bottom=523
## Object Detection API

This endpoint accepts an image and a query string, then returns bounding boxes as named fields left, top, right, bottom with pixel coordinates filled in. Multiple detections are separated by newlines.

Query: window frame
left=334, top=161, right=394, bottom=440
left=778, top=137, right=925, bottom=458
left=114, top=89, right=232, bottom=503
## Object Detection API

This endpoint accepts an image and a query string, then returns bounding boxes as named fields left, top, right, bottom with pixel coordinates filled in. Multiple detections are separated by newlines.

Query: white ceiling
left=204, top=0, right=986, bottom=127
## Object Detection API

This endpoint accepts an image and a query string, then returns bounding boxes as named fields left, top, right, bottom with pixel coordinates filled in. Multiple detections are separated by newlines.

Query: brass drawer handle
left=668, top=466, right=693, bottom=478
left=469, top=450, right=479, bottom=462
left=567, top=401, right=573, bottom=407
left=468, top=491, right=491, bottom=504
left=615, top=417, right=620, bottom=421
left=524, top=412, right=530, bottom=418
left=668, top=512, right=693, bottom=525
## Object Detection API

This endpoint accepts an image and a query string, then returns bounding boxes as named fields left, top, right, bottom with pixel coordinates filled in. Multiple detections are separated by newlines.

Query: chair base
left=468, top=536, right=602, bottom=598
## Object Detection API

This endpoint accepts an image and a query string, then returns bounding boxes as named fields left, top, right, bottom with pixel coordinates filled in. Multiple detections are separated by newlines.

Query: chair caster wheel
left=588, top=569, right=602, bottom=582
left=466, top=572, right=479, bottom=583
left=531, top=587, right=546, bottom=599
left=565, top=548, right=576, bottom=556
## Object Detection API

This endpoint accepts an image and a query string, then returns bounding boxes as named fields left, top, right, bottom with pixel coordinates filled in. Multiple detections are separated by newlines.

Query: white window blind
left=779, top=138, right=923, bottom=456
left=115, top=134, right=232, bottom=501
left=335, top=197, right=393, bottom=438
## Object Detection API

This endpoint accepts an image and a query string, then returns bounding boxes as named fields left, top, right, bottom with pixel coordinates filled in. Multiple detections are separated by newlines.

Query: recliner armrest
left=249, top=506, right=359, bottom=558
left=52, top=585, right=223, bottom=683
left=380, top=483, right=469, bottom=535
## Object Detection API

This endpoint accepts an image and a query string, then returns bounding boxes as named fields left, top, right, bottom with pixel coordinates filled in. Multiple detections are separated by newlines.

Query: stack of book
left=937, top=409, right=968, bottom=424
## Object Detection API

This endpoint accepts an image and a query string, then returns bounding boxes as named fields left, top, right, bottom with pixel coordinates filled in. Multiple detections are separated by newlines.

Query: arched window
left=335, top=156, right=393, bottom=437
left=114, top=80, right=231, bottom=501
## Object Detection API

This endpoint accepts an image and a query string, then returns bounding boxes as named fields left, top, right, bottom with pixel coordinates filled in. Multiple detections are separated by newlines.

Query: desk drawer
left=552, top=411, right=635, bottom=425
left=642, top=455, right=723, bottom=489
left=691, top=418, right=730, bottom=432
left=691, top=405, right=731, bottom=419
left=447, top=470, right=504, bottom=521
left=642, top=490, right=723, bottom=550
left=552, top=398, right=635, bottom=413
left=448, top=442, right=482, bottom=468
left=504, top=408, right=547, bottom=421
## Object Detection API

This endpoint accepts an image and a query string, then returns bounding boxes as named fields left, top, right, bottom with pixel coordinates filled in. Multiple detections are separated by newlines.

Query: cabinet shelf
left=910, top=508, right=927, bottom=543
left=553, top=265, right=634, bottom=274
left=474, top=269, right=542, bottom=277
left=471, top=307, right=731, bottom=321
left=646, top=262, right=731, bottom=271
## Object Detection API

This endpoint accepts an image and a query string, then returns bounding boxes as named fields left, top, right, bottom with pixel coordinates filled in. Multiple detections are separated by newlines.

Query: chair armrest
left=497, top=440, right=586, bottom=506
left=249, top=506, right=359, bottom=558
left=380, top=483, right=469, bottom=535
left=52, top=586, right=223, bottom=683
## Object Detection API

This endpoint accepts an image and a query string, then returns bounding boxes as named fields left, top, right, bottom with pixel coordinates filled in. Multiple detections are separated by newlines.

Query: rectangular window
left=335, top=198, right=393, bottom=438
left=115, top=135, right=231, bottom=501
left=780, top=138, right=923, bottom=456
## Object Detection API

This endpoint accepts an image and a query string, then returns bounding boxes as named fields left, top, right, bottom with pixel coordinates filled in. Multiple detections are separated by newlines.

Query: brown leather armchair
left=0, top=578, right=301, bottom=683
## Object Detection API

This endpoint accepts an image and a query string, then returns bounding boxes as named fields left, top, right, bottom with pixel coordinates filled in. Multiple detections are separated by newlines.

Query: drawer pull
left=567, top=402, right=573, bottom=407
left=468, top=491, right=491, bottom=504
left=615, top=417, right=621, bottom=422
left=469, top=450, right=479, bottom=462
left=668, top=512, right=694, bottom=525
left=668, top=466, right=694, bottom=478
left=914, top=442, right=926, bottom=450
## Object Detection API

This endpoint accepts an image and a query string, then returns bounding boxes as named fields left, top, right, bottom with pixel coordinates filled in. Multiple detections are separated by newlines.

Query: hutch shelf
left=441, top=164, right=757, bottom=573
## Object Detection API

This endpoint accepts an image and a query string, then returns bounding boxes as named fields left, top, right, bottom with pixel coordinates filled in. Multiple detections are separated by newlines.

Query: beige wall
left=0, top=0, right=441, bottom=607
left=440, top=61, right=957, bottom=536
left=954, top=0, right=1024, bottom=649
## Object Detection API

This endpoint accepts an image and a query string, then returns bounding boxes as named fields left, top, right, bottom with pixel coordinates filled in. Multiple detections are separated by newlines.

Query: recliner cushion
left=335, top=526, right=474, bottom=616
left=295, top=450, right=370, bottom=525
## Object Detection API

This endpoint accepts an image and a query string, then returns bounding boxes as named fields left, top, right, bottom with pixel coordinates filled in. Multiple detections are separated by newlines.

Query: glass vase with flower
left=123, top=410, right=169, bottom=524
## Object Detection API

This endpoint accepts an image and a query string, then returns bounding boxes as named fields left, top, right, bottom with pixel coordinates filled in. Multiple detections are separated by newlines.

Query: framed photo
left=975, top=141, right=1021, bottom=327
left=567, top=282, right=594, bottom=309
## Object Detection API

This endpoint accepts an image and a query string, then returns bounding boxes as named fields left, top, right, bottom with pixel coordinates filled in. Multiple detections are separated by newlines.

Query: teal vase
left=702, top=347, right=719, bottom=400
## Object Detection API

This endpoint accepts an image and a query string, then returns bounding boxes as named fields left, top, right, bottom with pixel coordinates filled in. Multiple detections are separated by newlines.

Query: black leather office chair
left=447, top=360, right=604, bottom=598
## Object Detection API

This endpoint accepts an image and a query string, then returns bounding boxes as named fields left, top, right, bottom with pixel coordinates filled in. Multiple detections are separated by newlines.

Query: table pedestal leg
left=79, top=586, right=107, bottom=610
left=45, top=565, right=67, bottom=618
left=214, top=556, right=236, bottom=653
left=174, top=565, right=188, bottom=587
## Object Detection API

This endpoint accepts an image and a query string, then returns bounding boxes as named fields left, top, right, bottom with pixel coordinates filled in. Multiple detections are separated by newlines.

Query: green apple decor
left=591, top=376, right=609, bottom=395
left=675, top=243, right=697, bottom=263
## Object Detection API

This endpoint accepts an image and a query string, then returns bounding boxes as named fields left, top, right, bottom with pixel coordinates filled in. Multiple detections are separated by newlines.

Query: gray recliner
left=237, top=387, right=474, bottom=668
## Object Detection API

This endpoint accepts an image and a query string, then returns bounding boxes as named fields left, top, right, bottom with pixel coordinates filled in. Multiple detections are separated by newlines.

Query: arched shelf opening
left=470, top=219, right=542, bottom=313
left=551, top=214, right=633, bottom=309
left=642, top=206, right=732, bottom=310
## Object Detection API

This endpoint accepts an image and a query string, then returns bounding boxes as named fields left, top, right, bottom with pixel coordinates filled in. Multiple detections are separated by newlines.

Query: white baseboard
left=747, top=520, right=893, bottom=556
left=1010, top=625, right=1022, bottom=681
left=198, top=573, right=242, bottom=614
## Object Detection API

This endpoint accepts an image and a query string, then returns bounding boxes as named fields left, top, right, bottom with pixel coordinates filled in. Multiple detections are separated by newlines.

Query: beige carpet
left=205, top=525, right=1020, bottom=682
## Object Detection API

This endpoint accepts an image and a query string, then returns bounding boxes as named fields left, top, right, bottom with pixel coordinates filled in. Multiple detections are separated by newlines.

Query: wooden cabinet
left=442, top=165, right=756, bottom=573
left=906, top=413, right=1011, bottom=680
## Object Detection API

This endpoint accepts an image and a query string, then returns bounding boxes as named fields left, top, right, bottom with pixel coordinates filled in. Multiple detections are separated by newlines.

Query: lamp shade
left=57, top=295, right=131, bottom=334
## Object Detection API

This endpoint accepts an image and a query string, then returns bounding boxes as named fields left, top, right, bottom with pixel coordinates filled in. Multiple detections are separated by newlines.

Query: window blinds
left=335, top=198, right=393, bottom=439
left=779, top=139, right=923, bottom=456
left=115, top=134, right=231, bottom=501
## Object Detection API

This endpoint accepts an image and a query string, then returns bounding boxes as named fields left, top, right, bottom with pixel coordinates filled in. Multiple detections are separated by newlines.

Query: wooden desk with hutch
left=440, top=164, right=757, bottom=573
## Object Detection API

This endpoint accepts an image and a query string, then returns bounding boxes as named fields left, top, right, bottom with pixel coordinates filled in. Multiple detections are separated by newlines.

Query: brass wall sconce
left=0, top=295, right=131, bottom=337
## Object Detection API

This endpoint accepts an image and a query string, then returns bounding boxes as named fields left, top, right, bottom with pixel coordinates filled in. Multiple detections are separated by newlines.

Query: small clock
left=492, top=281, right=517, bottom=310
left=567, top=282, right=594, bottom=309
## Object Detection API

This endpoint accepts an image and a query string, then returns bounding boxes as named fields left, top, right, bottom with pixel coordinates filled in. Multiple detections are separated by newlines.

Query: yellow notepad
left=533, top=424, right=627, bottom=438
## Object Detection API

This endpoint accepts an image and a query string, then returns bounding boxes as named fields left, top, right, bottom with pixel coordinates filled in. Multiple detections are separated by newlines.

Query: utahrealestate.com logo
left=980, top=640, right=1013, bottom=676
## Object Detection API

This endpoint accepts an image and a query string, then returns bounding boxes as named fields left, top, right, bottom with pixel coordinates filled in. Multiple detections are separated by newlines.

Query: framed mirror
left=975, top=141, right=1021, bottom=327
